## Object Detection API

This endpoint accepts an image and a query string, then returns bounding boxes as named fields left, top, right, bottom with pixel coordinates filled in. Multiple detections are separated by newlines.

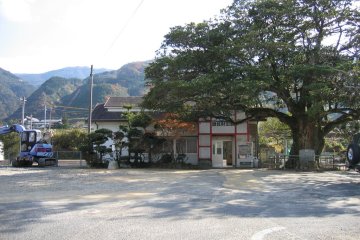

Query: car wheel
left=347, top=143, right=360, bottom=166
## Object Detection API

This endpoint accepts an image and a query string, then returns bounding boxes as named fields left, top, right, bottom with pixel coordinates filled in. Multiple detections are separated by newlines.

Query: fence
left=55, top=151, right=85, bottom=168
left=261, top=154, right=347, bottom=170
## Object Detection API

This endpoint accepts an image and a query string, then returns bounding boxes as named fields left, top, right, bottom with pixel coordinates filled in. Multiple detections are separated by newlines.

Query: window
left=162, top=140, right=173, bottom=153
left=176, top=137, right=197, bottom=154
left=176, top=139, right=186, bottom=154
left=217, top=145, right=222, bottom=155
left=21, top=133, right=28, bottom=142
left=186, top=138, right=197, bottom=153
left=29, top=132, right=36, bottom=143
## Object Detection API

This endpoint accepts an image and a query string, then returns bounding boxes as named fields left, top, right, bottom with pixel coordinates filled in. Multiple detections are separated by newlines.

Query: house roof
left=104, top=96, right=143, bottom=108
left=91, top=103, right=126, bottom=122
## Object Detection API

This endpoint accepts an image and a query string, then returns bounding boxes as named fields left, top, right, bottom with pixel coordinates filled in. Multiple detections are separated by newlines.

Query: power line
left=103, top=0, right=145, bottom=56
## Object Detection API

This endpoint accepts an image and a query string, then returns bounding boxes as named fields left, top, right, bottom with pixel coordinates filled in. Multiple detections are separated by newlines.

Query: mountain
left=60, top=61, right=150, bottom=109
left=5, top=61, right=150, bottom=121
left=87, top=61, right=150, bottom=96
left=7, top=77, right=83, bottom=121
left=0, top=68, right=35, bottom=120
left=16, top=66, right=111, bottom=87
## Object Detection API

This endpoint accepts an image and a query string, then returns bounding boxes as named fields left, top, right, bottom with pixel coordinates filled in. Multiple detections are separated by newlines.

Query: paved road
left=0, top=167, right=359, bottom=240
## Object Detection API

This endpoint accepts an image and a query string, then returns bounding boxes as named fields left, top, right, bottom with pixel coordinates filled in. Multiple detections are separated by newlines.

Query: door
left=223, top=141, right=233, bottom=166
left=212, top=141, right=224, bottom=167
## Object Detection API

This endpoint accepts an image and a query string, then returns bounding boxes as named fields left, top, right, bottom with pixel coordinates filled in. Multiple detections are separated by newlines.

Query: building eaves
left=104, top=96, right=143, bottom=108
left=91, top=103, right=126, bottom=122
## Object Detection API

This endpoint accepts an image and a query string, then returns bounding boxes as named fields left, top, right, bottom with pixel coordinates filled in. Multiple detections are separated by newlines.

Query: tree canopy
left=143, top=0, right=360, bottom=162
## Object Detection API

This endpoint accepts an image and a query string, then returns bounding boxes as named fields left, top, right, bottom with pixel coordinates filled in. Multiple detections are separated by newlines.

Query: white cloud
left=0, top=0, right=34, bottom=22
left=0, top=0, right=233, bottom=73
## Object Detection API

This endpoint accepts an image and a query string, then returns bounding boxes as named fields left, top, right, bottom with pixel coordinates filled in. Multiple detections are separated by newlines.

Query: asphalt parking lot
left=0, top=167, right=359, bottom=240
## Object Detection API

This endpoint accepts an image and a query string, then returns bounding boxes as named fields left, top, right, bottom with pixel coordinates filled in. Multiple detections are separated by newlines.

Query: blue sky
left=0, top=0, right=233, bottom=73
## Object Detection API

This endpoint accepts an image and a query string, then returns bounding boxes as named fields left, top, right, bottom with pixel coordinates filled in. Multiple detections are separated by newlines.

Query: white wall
left=92, top=121, right=123, bottom=132
left=199, top=122, right=211, bottom=133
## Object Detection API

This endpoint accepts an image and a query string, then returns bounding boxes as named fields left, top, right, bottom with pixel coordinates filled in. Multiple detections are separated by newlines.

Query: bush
left=79, top=129, right=112, bottom=168
left=52, top=129, right=87, bottom=151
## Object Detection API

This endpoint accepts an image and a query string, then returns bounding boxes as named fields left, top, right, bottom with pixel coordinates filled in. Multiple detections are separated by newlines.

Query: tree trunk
left=286, top=117, right=325, bottom=169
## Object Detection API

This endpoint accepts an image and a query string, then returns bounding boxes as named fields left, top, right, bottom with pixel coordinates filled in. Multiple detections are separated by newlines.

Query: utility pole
left=44, top=104, right=47, bottom=130
left=49, top=108, right=52, bottom=130
left=88, top=65, right=94, bottom=134
left=20, top=97, right=26, bottom=126
left=124, top=105, right=132, bottom=162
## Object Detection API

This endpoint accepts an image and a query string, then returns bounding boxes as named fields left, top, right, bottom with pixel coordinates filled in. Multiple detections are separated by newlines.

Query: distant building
left=23, top=116, right=62, bottom=129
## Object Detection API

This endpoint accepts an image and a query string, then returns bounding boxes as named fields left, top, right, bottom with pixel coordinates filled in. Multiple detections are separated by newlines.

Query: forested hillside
left=7, top=77, right=83, bottom=120
left=0, top=68, right=35, bottom=120
left=3, top=61, right=150, bottom=122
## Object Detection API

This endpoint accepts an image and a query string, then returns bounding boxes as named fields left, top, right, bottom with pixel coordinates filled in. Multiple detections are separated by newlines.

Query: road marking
left=251, top=226, right=286, bottom=240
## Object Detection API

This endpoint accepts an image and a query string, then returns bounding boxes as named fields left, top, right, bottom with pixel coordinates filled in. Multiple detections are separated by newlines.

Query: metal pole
left=20, top=97, right=26, bottom=126
left=88, top=65, right=94, bottom=134
left=44, top=104, right=47, bottom=131
left=49, top=108, right=52, bottom=130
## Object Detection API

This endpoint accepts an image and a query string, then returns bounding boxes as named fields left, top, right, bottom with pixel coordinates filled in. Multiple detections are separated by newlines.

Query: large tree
left=143, top=0, right=359, bottom=166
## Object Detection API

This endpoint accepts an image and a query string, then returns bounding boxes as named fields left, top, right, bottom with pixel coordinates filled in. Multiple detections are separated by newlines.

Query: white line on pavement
left=251, top=226, right=286, bottom=240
